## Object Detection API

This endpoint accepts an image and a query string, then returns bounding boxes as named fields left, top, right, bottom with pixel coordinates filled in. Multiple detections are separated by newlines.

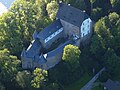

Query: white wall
left=81, top=18, right=92, bottom=37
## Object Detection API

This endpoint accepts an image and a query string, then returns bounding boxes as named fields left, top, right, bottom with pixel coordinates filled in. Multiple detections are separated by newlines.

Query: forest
left=0, top=0, right=120, bottom=90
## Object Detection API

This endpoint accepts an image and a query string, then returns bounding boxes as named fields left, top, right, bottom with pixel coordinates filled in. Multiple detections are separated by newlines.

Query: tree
left=90, top=0, right=96, bottom=12
left=110, top=0, right=120, bottom=13
left=91, top=7, right=102, bottom=21
left=0, top=49, right=21, bottom=90
left=104, top=48, right=120, bottom=79
left=46, top=1, right=58, bottom=20
left=0, top=82, right=5, bottom=90
left=90, top=34, right=106, bottom=59
left=31, top=68, right=48, bottom=89
left=16, top=71, right=32, bottom=89
left=62, top=44, right=81, bottom=71
left=36, top=0, right=47, bottom=17
left=0, top=0, right=52, bottom=55
left=90, top=12, right=120, bottom=65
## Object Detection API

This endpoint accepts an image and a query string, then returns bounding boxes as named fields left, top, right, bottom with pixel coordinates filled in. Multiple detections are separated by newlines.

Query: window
left=88, top=25, right=89, bottom=27
left=88, top=30, right=90, bottom=34
left=83, top=27, right=84, bottom=31
left=51, top=34, right=55, bottom=37
left=83, top=23, right=84, bottom=25
left=83, top=33, right=84, bottom=36
left=88, top=20, right=89, bottom=23
left=44, top=28, right=63, bottom=43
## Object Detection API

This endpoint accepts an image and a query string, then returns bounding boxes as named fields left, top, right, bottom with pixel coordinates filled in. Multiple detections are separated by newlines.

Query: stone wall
left=22, top=57, right=33, bottom=69
left=60, top=19, right=80, bottom=37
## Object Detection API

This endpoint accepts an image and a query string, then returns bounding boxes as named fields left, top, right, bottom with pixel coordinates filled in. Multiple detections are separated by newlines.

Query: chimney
left=59, top=1, right=63, bottom=7
left=59, top=1, right=62, bottom=3
left=83, top=10, right=86, bottom=12
left=68, top=4, right=71, bottom=6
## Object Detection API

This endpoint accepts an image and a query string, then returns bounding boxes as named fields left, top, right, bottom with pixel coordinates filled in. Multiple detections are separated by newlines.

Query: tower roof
left=56, top=3, right=89, bottom=27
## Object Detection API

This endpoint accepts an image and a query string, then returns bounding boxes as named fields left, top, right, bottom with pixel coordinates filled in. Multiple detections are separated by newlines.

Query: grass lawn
left=65, top=73, right=92, bottom=90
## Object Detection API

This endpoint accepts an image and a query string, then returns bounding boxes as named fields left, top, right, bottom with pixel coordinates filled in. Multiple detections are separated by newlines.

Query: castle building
left=21, top=3, right=93, bottom=70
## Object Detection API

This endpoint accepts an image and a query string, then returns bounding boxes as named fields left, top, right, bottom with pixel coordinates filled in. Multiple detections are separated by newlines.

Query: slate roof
left=26, top=39, right=41, bottom=58
left=46, top=39, right=75, bottom=57
left=37, top=19, right=63, bottom=40
left=56, top=3, right=89, bottom=27
left=104, top=79, right=120, bottom=90
left=39, top=54, right=46, bottom=64
left=33, top=30, right=38, bottom=40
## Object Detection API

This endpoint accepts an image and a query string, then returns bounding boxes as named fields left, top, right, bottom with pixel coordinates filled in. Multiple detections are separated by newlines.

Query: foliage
left=16, top=71, right=32, bottom=89
left=104, top=48, right=120, bottom=77
left=110, top=0, right=120, bottom=13
left=0, top=49, right=21, bottom=89
left=66, top=73, right=92, bottom=90
left=62, top=44, right=81, bottom=71
left=98, top=71, right=110, bottom=82
left=45, top=83, right=59, bottom=90
left=91, top=12, right=120, bottom=58
left=31, top=68, right=48, bottom=88
left=0, top=0, right=120, bottom=89
left=0, top=0, right=52, bottom=55
left=46, top=1, right=58, bottom=20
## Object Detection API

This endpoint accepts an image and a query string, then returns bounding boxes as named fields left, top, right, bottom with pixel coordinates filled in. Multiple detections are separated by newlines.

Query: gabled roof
left=46, top=39, right=75, bottom=57
left=56, top=3, right=89, bottom=27
left=39, top=54, right=46, bottom=64
left=104, top=79, right=120, bottom=90
left=26, top=39, right=41, bottom=58
left=37, top=19, right=63, bottom=40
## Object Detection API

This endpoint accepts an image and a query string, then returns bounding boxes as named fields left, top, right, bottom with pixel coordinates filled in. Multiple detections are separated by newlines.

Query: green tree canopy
left=0, top=49, right=21, bottom=89
left=46, top=1, right=58, bottom=20
left=62, top=44, right=81, bottom=70
left=31, top=68, right=48, bottom=89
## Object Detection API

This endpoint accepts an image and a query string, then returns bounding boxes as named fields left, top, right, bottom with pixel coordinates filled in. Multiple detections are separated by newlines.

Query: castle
left=21, top=3, right=93, bottom=70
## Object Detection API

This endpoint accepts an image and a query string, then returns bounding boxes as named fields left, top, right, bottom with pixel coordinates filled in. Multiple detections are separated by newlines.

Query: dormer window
left=83, top=27, right=84, bottom=31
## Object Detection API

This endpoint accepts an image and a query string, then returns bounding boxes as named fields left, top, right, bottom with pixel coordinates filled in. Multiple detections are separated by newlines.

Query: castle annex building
left=21, top=3, right=93, bottom=70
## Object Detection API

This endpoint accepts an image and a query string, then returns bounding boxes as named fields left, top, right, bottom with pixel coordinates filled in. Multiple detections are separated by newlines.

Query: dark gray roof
left=46, top=39, right=75, bottom=57
left=56, top=3, right=89, bottom=27
left=104, top=79, right=120, bottom=90
left=26, top=39, right=41, bottom=58
left=37, top=19, right=63, bottom=40
left=33, top=30, right=38, bottom=40
left=39, top=54, right=46, bottom=64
